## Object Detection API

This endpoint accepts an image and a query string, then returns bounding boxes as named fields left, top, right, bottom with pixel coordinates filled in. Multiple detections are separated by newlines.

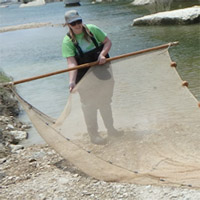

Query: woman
left=62, top=10, right=120, bottom=145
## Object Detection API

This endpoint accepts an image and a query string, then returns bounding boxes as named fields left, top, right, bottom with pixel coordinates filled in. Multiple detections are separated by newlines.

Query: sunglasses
left=69, top=19, right=82, bottom=26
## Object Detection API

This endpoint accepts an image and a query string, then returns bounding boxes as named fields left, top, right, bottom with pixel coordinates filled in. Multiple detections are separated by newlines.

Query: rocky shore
left=1, top=73, right=200, bottom=199
left=0, top=73, right=31, bottom=158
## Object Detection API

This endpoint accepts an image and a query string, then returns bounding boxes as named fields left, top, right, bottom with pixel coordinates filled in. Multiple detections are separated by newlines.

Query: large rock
left=133, top=6, right=200, bottom=25
left=132, top=0, right=155, bottom=5
left=20, top=0, right=45, bottom=8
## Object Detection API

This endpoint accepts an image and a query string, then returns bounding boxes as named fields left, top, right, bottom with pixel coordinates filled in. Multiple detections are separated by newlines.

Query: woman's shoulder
left=63, top=34, right=71, bottom=43
left=85, top=24, right=107, bottom=40
left=85, top=24, right=101, bottom=31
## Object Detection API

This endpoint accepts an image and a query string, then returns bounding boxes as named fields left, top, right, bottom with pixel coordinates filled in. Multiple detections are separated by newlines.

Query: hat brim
left=68, top=17, right=82, bottom=24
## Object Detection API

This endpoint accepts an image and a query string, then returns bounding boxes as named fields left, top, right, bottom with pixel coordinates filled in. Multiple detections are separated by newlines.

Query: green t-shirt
left=62, top=24, right=107, bottom=58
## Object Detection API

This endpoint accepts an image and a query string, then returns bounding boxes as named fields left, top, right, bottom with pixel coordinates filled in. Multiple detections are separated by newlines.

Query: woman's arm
left=67, top=56, right=78, bottom=92
left=98, top=36, right=112, bottom=65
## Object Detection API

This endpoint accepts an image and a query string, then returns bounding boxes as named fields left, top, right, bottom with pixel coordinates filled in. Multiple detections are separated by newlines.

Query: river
left=0, top=0, right=199, bottom=144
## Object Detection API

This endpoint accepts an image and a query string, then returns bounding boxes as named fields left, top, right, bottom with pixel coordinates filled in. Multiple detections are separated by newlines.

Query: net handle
left=1, top=42, right=179, bottom=86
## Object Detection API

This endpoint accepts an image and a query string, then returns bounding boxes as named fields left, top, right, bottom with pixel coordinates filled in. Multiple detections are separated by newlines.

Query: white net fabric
left=14, top=46, right=200, bottom=188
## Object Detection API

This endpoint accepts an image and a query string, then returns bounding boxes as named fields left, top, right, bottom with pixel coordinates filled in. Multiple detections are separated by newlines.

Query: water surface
left=0, top=0, right=199, bottom=144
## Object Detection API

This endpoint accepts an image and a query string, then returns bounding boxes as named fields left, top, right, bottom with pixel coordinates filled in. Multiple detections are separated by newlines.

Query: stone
left=6, top=124, right=14, bottom=130
left=19, top=0, right=45, bottom=8
left=9, top=130, right=28, bottom=140
left=133, top=6, right=200, bottom=25
left=9, top=144, right=24, bottom=152
left=132, top=0, right=154, bottom=5
left=0, top=116, right=10, bottom=122
left=21, top=124, right=31, bottom=130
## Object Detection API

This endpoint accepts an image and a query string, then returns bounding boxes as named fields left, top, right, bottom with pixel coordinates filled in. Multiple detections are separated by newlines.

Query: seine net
left=13, top=46, right=200, bottom=188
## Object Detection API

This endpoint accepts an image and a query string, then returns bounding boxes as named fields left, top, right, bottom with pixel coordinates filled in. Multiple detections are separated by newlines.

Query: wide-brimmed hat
left=64, top=10, right=82, bottom=24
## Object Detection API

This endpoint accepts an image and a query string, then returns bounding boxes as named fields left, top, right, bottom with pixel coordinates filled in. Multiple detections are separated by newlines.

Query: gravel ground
left=1, top=144, right=200, bottom=200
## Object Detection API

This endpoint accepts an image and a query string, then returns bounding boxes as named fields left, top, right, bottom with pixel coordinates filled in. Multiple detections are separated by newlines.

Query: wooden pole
left=2, top=42, right=179, bottom=86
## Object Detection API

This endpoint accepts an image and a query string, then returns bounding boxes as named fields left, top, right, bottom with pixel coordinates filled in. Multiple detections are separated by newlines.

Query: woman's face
left=68, top=20, right=83, bottom=34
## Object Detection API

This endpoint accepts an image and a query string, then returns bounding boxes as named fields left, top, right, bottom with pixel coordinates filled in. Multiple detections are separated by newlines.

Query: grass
left=0, top=71, right=12, bottom=92
left=0, top=71, right=11, bottom=83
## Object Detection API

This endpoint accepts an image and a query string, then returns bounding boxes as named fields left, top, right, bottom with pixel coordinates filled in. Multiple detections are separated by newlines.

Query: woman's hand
left=98, top=54, right=107, bottom=65
left=98, top=37, right=112, bottom=65
left=69, top=82, right=76, bottom=92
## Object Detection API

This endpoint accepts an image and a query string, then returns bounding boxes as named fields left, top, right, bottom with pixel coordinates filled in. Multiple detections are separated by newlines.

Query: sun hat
left=64, top=10, right=82, bottom=24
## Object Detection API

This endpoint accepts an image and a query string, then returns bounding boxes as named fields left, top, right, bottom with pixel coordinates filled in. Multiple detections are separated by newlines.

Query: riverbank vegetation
left=0, top=72, right=19, bottom=116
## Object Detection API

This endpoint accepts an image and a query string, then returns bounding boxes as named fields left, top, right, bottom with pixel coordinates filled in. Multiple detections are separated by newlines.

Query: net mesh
left=14, top=47, right=200, bottom=188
